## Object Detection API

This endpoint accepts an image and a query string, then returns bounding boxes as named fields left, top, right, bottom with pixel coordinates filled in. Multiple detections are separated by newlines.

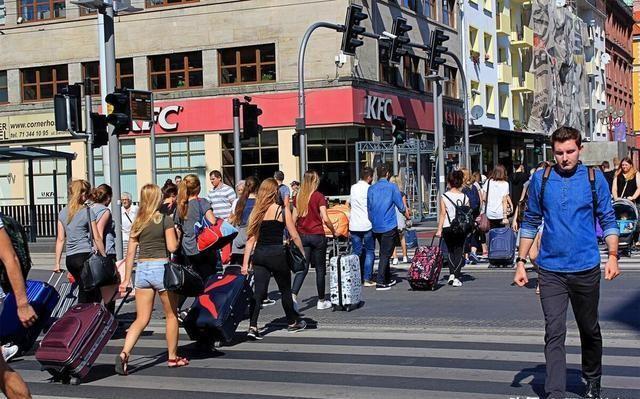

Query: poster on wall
left=0, top=113, right=71, bottom=143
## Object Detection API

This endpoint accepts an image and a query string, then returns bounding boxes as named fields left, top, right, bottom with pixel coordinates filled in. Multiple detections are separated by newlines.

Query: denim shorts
left=135, top=260, right=167, bottom=291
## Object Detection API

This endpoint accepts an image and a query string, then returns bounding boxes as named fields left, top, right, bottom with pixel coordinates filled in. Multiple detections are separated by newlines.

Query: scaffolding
left=355, top=140, right=482, bottom=220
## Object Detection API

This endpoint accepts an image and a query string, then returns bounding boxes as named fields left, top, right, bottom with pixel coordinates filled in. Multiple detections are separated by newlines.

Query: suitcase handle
left=47, top=269, right=67, bottom=287
left=112, top=287, right=133, bottom=316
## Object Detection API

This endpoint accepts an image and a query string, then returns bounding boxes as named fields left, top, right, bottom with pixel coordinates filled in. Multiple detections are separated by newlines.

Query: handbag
left=163, top=261, right=204, bottom=297
left=194, top=199, right=238, bottom=252
left=81, top=206, right=119, bottom=291
left=282, top=206, right=306, bottom=273
left=476, top=180, right=491, bottom=233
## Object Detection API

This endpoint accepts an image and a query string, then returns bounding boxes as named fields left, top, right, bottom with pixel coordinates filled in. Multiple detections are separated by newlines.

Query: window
left=307, top=127, right=367, bottom=196
left=498, top=46, right=508, bottom=63
left=146, top=0, right=197, bottom=7
left=120, top=139, right=138, bottom=197
left=379, top=42, right=398, bottom=85
left=21, top=65, right=68, bottom=102
left=471, top=80, right=481, bottom=108
left=469, top=26, right=480, bottom=57
left=156, top=136, right=206, bottom=186
left=219, top=44, right=276, bottom=86
left=19, top=0, right=65, bottom=22
left=0, top=0, right=5, bottom=25
left=149, top=52, right=203, bottom=91
left=222, top=131, right=279, bottom=186
left=442, top=0, right=455, bottom=28
left=424, top=0, right=436, bottom=19
left=403, top=55, right=421, bottom=91
left=399, top=0, right=417, bottom=11
left=485, top=84, right=495, bottom=116
left=484, top=33, right=493, bottom=62
left=24, top=144, right=71, bottom=205
left=0, top=71, right=7, bottom=103
left=499, top=93, right=510, bottom=119
left=82, top=59, right=134, bottom=96
left=443, top=66, right=458, bottom=98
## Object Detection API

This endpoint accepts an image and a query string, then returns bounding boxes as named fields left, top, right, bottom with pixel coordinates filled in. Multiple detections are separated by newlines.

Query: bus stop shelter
left=0, top=147, right=76, bottom=242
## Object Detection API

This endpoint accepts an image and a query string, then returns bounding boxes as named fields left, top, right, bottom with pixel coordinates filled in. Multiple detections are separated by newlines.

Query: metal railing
left=0, top=204, right=66, bottom=238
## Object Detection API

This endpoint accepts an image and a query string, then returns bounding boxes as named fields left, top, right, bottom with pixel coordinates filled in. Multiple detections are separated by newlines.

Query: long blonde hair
left=296, top=170, right=320, bottom=218
left=246, top=178, right=280, bottom=241
left=67, top=180, right=91, bottom=223
left=389, top=175, right=404, bottom=191
left=460, top=168, right=473, bottom=188
left=130, top=184, right=163, bottom=238
left=616, top=157, right=637, bottom=181
left=177, top=174, right=201, bottom=220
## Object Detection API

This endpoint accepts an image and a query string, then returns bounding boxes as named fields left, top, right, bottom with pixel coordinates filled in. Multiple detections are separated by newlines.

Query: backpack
left=0, top=215, right=32, bottom=293
left=443, top=194, right=474, bottom=236
left=539, top=165, right=597, bottom=216
left=462, top=185, right=480, bottom=214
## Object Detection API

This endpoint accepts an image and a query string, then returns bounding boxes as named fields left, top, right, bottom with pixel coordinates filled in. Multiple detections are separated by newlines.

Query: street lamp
left=597, top=106, right=625, bottom=141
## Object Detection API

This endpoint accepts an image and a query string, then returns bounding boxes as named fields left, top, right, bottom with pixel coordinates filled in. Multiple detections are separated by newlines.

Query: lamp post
left=597, top=106, right=625, bottom=142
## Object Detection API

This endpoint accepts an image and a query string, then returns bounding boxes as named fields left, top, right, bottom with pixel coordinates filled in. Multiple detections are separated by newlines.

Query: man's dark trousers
left=539, top=266, right=602, bottom=399
left=374, top=229, right=398, bottom=285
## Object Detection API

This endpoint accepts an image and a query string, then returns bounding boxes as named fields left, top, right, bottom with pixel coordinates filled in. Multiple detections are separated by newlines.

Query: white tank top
left=442, top=191, right=468, bottom=228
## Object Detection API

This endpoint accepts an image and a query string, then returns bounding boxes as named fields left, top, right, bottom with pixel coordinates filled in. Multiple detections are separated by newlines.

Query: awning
left=0, top=146, right=76, bottom=161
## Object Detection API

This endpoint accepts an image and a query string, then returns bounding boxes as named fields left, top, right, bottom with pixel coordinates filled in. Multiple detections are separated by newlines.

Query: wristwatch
left=515, top=257, right=527, bottom=264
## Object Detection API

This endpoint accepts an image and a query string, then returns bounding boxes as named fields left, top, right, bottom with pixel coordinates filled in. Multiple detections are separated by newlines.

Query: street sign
left=129, top=90, right=153, bottom=122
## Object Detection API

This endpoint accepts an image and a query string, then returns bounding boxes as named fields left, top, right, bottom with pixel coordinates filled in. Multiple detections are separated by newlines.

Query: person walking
left=611, top=157, right=640, bottom=202
left=159, top=181, right=178, bottom=217
left=461, top=168, right=482, bottom=264
left=242, top=178, right=307, bottom=339
left=121, top=192, right=138, bottom=256
left=435, top=170, right=470, bottom=287
left=116, top=184, right=186, bottom=375
left=390, top=175, right=410, bottom=265
left=207, top=170, right=236, bottom=221
left=291, top=170, right=336, bottom=310
left=290, top=180, right=300, bottom=204
left=230, top=176, right=259, bottom=265
left=348, top=166, right=375, bottom=287
left=367, top=164, right=409, bottom=290
left=274, top=171, right=290, bottom=208
left=0, top=217, right=37, bottom=399
left=514, top=126, right=620, bottom=399
left=483, top=164, right=513, bottom=228
left=54, top=180, right=107, bottom=304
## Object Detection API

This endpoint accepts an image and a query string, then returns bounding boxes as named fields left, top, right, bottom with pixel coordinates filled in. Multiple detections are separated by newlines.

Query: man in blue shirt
left=514, top=126, right=621, bottom=399
left=367, top=164, right=409, bottom=290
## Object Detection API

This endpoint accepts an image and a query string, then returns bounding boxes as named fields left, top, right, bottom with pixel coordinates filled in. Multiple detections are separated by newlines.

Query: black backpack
left=443, top=194, right=474, bottom=236
left=0, top=215, right=32, bottom=293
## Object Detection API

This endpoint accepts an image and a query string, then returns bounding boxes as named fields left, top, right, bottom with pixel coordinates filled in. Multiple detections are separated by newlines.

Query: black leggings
left=442, top=229, right=465, bottom=279
left=291, top=234, right=327, bottom=299
left=66, top=252, right=102, bottom=304
left=187, top=247, right=221, bottom=281
left=250, top=244, right=298, bottom=327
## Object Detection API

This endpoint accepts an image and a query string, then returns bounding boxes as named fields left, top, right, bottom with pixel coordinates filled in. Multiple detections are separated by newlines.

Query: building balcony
left=497, top=63, right=511, bottom=84
left=512, top=71, right=534, bottom=93
left=496, top=13, right=511, bottom=35
left=510, top=26, right=533, bottom=48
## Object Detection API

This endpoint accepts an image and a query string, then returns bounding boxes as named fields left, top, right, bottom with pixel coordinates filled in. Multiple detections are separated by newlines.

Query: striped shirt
left=207, top=183, right=236, bottom=220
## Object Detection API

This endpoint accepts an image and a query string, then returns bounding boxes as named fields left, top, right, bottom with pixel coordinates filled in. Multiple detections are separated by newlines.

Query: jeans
left=135, top=260, right=168, bottom=291
left=539, top=266, right=602, bottom=398
left=374, top=229, right=398, bottom=285
left=292, top=234, right=327, bottom=299
left=350, top=230, right=375, bottom=282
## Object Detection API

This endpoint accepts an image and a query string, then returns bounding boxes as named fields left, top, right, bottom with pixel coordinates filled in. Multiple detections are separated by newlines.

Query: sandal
left=115, top=352, right=129, bottom=376
left=168, top=356, right=190, bottom=368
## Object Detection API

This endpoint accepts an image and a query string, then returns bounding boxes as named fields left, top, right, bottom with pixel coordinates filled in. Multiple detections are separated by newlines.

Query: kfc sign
left=365, top=95, right=392, bottom=121
left=132, top=105, right=182, bottom=132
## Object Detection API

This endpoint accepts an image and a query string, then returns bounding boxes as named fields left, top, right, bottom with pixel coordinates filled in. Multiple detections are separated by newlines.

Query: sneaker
left=448, top=275, right=455, bottom=285
left=316, top=300, right=332, bottom=310
left=469, top=252, right=481, bottom=264
left=1, top=344, right=18, bottom=362
left=402, top=256, right=409, bottom=263
left=363, top=280, right=377, bottom=287
left=287, top=319, right=307, bottom=333
left=261, top=299, right=276, bottom=308
left=247, top=328, right=264, bottom=341
left=376, top=283, right=392, bottom=291
left=452, top=278, right=463, bottom=287
left=392, top=258, right=399, bottom=266
left=177, top=310, right=189, bottom=324
left=388, top=279, right=397, bottom=287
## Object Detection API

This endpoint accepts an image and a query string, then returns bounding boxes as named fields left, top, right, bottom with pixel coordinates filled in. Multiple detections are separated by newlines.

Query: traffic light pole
left=444, top=51, right=470, bottom=169
left=83, top=77, right=95, bottom=186
left=150, top=93, right=157, bottom=182
left=431, top=76, right=445, bottom=221
left=232, top=98, right=242, bottom=186
left=393, top=145, right=399, bottom=175
left=297, top=22, right=345, bottom=178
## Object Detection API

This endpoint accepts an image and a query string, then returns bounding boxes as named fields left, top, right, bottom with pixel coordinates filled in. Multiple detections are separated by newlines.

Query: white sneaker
left=392, top=258, right=399, bottom=266
left=402, top=256, right=409, bottom=263
left=316, top=300, right=332, bottom=310
left=448, top=275, right=455, bottom=285
left=452, top=278, right=463, bottom=287
left=2, top=344, right=18, bottom=362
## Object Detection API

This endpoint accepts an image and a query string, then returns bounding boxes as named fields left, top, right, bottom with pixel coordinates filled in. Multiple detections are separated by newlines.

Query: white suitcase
left=329, top=253, right=362, bottom=311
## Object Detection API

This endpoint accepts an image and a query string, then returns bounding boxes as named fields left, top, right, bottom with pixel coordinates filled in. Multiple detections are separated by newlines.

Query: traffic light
left=392, top=116, right=406, bottom=146
left=389, top=17, right=412, bottom=65
left=105, top=89, right=131, bottom=135
left=91, top=113, right=108, bottom=149
left=54, top=84, right=83, bottom=132
left=341, top=4, right=368, bottom=56
left=242, top=103, right=263, bottom=138
left=428, top=29, right=450, bottom=74
left=292, top=132, right=300, bottom=157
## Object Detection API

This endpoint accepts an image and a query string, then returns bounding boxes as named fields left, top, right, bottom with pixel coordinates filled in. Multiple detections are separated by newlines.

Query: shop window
left=306, top=127, right=367, bottom=196
left=93, top=147, right=104, bottom=187
left=441, top=0, right=455, bottom=28
left=146, top=0, right=197, bottom=7
left=21, top=65, right=68, bottom=102
left=156, top=136, right=206, bottom=186
left=443, top=66, right=457, bottom=98
left=82, top=59, right=134, bottom=96
left=219, top=44, right=276, bottom=86
left=149, top=52, right=203, bottom=91
left=19, top=0, right=65, bottom=22
left=0, top=0, right=5, bottom=25
left=403, top=55, right=421, bottom=91
left=119, top=139, right=138, bottom=198
left=0, top=71, right=7, bottom=103
left=222, top=131, right=279, bottom=186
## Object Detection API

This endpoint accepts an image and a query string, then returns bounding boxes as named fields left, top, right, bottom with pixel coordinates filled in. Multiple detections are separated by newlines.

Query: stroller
left=612, top=199, right=638, bottom=256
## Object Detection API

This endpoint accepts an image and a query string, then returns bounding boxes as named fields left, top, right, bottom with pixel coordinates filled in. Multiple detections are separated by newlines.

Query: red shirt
left=295, top=191, right=326, bottom=235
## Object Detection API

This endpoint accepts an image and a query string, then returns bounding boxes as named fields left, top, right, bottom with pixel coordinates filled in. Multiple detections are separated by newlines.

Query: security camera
left=16, top=16, right=24, bottom=24
left=471, top=89, right=481, bottom=96
left=335, top=53, right=347, bottom=68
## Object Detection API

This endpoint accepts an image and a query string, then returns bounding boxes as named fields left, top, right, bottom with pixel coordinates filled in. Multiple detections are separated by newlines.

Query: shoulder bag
left=475, top=180, right=491, bottom=233
left=281, top=206, right=306, bottom=273
left=81, top=206, right=119, bottom=291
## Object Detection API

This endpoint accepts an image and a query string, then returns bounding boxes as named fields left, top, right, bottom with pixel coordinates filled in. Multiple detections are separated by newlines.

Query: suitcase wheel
left=70, top=377, right=81, bottom=386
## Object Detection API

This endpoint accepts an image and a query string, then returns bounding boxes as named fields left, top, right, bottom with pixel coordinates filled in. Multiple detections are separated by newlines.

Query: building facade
left=0, top=0, right=464, bottom=206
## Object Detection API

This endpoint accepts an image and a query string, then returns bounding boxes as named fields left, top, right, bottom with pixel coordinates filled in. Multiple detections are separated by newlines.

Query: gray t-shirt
left=177, top=198, right=212, bottom=257
left=92, top=203, right=116, bottom=256
left=58, top=205, right=97, bottom=256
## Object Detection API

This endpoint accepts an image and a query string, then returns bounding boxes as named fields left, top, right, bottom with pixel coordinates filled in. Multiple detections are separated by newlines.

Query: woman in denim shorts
left=115, top=184, right=186, bottom=375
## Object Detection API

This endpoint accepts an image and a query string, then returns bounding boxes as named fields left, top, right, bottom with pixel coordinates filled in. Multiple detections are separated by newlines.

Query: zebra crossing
left=11, top=319, right=640, bottom=399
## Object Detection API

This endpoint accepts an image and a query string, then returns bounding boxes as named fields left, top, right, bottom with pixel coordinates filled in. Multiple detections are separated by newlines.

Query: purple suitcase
left=407, top=236, right=443, bottom=290
left=35, top=289, right=130, bottom=384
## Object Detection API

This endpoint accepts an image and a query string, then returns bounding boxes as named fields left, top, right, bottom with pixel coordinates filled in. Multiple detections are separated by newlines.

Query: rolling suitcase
left=35, top=288, right=131, bottom=385
left=49, top=272, right=78, bottom=323
left=407, top=236, right=443, bottom=290
left=329, top=242, right=362, bottom=311
left=0, top=277, right=60, bottom=354
left=488, top=227, right=516, bottom=267
left=183, top=272, right=251, bottom=348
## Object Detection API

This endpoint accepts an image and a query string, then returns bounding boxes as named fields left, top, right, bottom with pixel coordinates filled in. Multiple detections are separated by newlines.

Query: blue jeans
left=350, top=230, right=375, bottom=282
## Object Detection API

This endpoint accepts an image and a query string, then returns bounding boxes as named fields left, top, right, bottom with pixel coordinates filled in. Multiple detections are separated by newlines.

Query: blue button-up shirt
left=367, top=178, right=406, bottom=234
left=521, top=164, right=618, bottom=273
